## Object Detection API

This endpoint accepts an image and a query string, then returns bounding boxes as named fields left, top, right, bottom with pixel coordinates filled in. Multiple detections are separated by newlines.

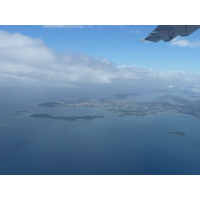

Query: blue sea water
left=1, top=101, right=200, bottom=175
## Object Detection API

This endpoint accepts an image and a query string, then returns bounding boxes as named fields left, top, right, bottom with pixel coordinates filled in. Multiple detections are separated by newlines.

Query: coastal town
left=37, top=94, right=200, bottom=117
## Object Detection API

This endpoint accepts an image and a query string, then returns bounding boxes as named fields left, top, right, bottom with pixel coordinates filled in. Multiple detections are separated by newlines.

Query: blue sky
left=1, top=25, right=200, bottom=73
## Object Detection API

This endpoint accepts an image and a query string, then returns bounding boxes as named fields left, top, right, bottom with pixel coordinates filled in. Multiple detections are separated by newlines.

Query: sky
left=1, top=25, right=200, bottom=99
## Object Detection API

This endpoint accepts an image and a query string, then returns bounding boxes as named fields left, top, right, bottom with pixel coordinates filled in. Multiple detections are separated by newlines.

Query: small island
left=30, top=113, right=107, bottom=121
left=169, top=131, right=186, bottom=136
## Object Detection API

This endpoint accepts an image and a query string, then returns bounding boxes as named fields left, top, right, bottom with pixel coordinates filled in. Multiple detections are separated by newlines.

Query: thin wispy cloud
left=170, top=37, right=200, bottom=48
left=168, top=85, right=174, bottom=88
left=122, top=29, right=140, bottom=35
left=43, top=25, right=93, bottom=29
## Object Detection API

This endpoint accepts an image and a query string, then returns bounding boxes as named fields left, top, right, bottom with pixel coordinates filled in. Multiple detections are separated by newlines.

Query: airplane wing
left=141, top=25, right=200, bottom=42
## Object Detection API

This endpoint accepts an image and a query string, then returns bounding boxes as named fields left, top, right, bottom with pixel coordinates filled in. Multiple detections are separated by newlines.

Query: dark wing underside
left=142, top=25, right=200, bottom=42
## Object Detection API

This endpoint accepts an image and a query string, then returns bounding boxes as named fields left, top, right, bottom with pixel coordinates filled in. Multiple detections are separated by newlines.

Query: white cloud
left=191, top=88, right=200, bottom=93
left=170, top=37, right=200, bottom=48
left=168, top=85, right=173, bottom=88
left=0, top=30, right=117, bottom=87
left=1, top=30, right=200, bottom=90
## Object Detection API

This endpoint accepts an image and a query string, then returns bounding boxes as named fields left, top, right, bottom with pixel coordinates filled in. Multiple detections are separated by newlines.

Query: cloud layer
left=1, top=30, right=200, bottom=92
left=170, top=37, right=200, bottom=48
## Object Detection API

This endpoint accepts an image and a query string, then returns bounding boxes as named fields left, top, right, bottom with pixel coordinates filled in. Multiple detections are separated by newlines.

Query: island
left=30, top=113, right=107, bottom=121
left=36, top=94, right=200, bottom=118
left=169, top=131, right=186, bottom=136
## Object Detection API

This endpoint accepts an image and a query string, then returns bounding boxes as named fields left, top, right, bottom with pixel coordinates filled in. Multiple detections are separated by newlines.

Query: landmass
left=169, top=131, right=186, bottom=136
left=37, top=94, right=200, bottom=118
left=30, top=113, right=107, bottom=121
left=38, top=98, right=91, bottom=107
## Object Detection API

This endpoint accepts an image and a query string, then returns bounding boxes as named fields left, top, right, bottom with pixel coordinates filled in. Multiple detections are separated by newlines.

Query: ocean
left=1, top=99, right=200, bottom=175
